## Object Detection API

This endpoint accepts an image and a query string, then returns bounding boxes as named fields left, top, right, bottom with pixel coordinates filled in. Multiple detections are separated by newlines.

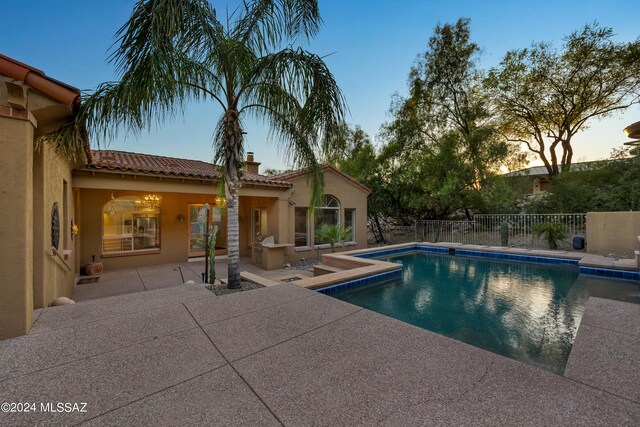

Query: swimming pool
left=329, top=252, right=639, bottom=374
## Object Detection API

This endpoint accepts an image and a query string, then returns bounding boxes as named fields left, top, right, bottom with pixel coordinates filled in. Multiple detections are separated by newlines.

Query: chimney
left=243, top=151, right=261, bottom=174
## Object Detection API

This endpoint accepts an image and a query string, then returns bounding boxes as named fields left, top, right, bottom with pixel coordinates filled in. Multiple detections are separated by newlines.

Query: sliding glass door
left=188, top=204, right=227, bottom=257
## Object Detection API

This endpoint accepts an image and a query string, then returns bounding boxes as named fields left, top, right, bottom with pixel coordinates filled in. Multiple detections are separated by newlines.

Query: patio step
left=240, top=271, right=279, bottom=287
left=314, top=264, right=345, bottom=277
left=76, top=275, right=101, bottom=285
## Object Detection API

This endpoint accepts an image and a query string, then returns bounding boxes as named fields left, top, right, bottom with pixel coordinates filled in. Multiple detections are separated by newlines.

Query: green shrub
left=314, top=224, right=352, bottom=252
left=532, top=222, right=567, bottom=250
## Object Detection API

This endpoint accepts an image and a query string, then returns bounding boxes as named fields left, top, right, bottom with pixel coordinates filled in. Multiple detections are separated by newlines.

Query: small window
left=344, top=208, right=355, bottom=242
left=103, top=196, right=160, bottom=253
left=251, top=208, right=268, bottom=243
left=295, top=207, right=309, bottom=247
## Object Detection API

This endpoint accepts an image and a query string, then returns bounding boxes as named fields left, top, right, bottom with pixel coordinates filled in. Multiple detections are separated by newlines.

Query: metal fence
left=368, top=225, right=417, bottom=245
left=415, top=214, right=587, bottom=250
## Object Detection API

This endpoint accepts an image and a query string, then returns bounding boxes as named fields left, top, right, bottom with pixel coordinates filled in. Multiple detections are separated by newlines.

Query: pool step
left=314, top=264, right=345, bottom=276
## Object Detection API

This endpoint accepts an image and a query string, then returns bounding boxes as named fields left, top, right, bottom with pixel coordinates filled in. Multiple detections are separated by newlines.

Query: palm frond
left=111, top=0, right=219, bottom=73
left=234, top=0, right=321, bottom=53
left=236, top=47, right=346, bottom=207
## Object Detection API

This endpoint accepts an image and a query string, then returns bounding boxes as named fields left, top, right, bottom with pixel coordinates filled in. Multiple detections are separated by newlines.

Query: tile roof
left=87, top=150, right=292, bottom=188
left=273, top=164, right=372, bottom=194
left=0, top=53, right=80, bottom=106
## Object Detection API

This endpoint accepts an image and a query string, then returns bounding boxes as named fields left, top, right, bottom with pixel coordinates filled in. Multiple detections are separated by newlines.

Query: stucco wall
left=0, top=116, right=35, bottom=339
left=285, top=168, right=369, bottom=263
left=586, top=212, right=640, bottom=254
left=32, top=141, right=77, bottom=309
left=1, top=76, right=79, bottom=339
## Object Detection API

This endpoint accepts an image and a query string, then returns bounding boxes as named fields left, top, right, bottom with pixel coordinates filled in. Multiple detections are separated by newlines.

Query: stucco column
left=0, top=112, right=35, bottom=339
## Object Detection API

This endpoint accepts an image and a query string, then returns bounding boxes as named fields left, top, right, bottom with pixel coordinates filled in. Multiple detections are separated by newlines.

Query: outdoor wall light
left=623, top=121, right=640, bottom=139
left=623, top=121, right=640, bottom=150
left=215, top=196, right=227, bottom=207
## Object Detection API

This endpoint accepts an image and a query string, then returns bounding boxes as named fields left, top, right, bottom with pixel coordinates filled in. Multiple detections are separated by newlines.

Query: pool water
left=332, top=253, right=640, bottom=374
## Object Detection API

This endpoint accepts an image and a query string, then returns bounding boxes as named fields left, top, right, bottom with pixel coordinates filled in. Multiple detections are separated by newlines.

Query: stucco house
left=0, top=54, right=370, bottom=339
left=503, top=159, right=622, bottom=196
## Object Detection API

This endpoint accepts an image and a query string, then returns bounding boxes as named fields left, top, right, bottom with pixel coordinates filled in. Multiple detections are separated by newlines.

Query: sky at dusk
left=4, top=0, right=639, bottom=170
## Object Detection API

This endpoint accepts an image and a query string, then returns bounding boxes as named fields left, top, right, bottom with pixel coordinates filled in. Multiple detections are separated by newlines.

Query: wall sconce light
left=177, top=214, right=185, bottom=223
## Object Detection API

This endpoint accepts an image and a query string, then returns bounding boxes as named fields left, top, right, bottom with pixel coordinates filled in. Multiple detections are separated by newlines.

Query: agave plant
left=315, top=224, right=352, bottom=253
left=41, top=0, right=346, bottom=289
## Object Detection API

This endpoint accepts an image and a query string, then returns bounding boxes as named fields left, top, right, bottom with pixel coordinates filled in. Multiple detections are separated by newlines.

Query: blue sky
left=4, top=0, right=639, bottom=170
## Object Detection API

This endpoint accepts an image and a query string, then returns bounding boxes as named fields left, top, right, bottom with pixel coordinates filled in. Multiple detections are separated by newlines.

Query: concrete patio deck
left=72, top=257, right=312, bottom=302
left=1, top=283, right=639, bottom=426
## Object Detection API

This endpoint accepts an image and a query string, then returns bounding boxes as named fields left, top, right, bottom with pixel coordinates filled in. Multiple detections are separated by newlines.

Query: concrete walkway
left=73, top=258, right=270, bottom=302
left=1, top=284, right=639, bottom=426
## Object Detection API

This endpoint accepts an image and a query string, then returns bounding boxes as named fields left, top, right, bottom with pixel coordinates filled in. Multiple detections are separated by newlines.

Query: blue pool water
left=331, top=252, right=639, bottom=374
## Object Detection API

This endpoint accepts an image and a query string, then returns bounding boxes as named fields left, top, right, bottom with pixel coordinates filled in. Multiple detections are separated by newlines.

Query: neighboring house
left=0, top=55, right=370, bottom=339
left=503, top=160, right=619, bottom=195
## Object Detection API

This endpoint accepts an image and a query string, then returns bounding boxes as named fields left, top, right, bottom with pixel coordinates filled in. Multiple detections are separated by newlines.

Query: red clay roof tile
left=88, top=150, right=292, bottom=188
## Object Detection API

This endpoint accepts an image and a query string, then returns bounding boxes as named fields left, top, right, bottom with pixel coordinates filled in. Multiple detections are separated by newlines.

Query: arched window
left=314, top=195, right=340, bottom=244
left=103, top=196, right=160, bottom=253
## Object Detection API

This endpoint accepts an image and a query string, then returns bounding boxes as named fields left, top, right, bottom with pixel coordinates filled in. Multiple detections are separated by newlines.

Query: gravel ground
left=286, top=258, right=320, bottom=271
left=205, top=280, right=264, bottom=296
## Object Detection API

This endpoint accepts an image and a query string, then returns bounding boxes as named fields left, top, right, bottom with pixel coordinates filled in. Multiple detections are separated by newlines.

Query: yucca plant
left=41, top=0, right=346, bottom=289
left=315, top=224, right=352, bottom=253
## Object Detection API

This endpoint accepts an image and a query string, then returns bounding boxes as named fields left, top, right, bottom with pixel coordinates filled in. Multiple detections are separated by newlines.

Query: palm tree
left=45, top=0, right=346, bottom=288
left=314, top=224, right=352, bottom=253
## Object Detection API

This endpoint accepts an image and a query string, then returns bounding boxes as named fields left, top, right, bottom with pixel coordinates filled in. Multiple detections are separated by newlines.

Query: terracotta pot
left=84, top=262, right=103, bottom=276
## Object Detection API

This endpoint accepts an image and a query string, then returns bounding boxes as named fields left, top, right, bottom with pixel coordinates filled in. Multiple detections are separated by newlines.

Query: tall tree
left=486, top=23, right=640, bottom=177
left=381, top=18, right=523, bottom=219
left=326, top=126, right=392, bottom=243
left=44, top=0, right=345, bottom=288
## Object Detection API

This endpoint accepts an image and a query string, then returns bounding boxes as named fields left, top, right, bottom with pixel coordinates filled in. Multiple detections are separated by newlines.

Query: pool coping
left=302, top=242, right=639, bottom=293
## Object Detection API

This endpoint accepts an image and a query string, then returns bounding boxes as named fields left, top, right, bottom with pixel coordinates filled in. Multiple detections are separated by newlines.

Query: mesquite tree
left=486, top=23, right=640, bottom=177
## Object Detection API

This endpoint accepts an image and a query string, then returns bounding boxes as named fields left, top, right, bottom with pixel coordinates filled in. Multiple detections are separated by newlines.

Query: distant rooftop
left=503, top=159, right=619, bottom=177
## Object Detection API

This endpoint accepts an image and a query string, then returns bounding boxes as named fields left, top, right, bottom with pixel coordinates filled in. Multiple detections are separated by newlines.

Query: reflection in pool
left=331, top=253, right=639, bottom=374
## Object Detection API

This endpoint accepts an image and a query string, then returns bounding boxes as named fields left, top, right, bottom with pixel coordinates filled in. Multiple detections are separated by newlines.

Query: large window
left=344, top=208, right=355, bottom=242
left=314, top=195, right=340, bottom=244
left=295, top=207, right=309, bottom=247
left=103, top=196, right=160, bottom=253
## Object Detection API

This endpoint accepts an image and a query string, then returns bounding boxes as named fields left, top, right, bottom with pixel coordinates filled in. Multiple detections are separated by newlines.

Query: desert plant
left=500, top=221, right=509, bottom=246
left=532, top=222, right=567, bottom=250
left=315, top=224, right=352, bottom=252
left=207, top=225, right=219, bottom=283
